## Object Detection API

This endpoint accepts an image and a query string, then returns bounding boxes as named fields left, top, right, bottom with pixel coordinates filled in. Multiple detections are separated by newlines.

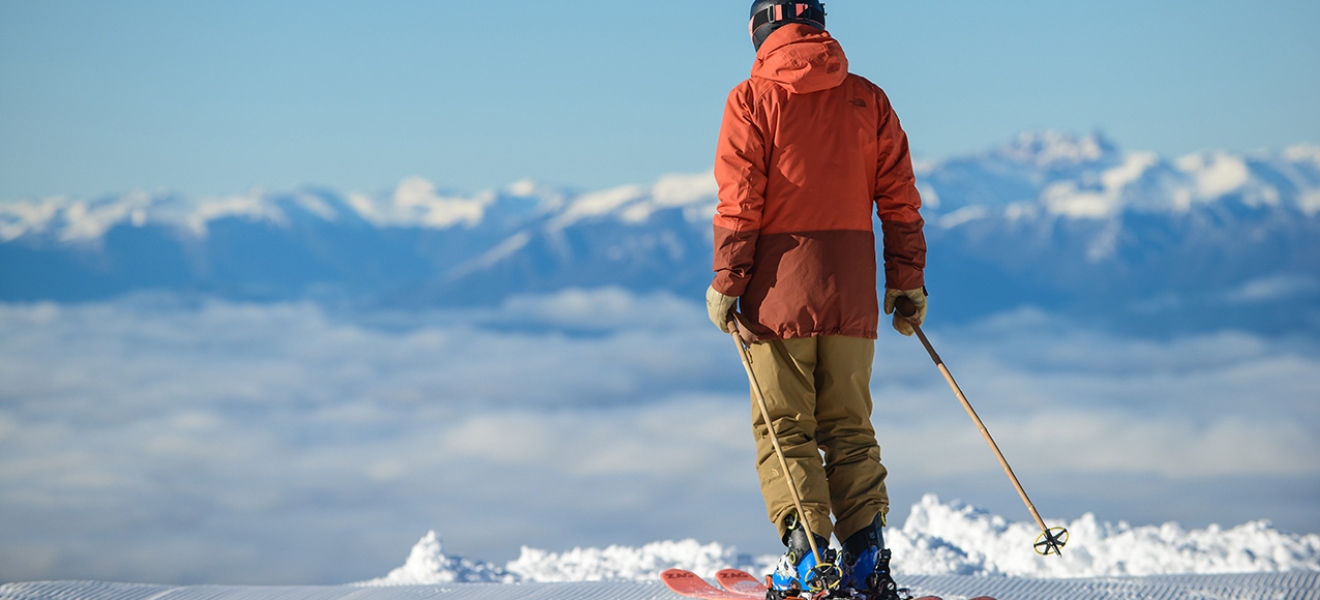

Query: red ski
left=714, top=568, right=952, bottom=600
left=662, top=569, right=756, bottom=600
left=715, top=568, right=766, bottom=596
left=664, top=567, right=994, bottom=600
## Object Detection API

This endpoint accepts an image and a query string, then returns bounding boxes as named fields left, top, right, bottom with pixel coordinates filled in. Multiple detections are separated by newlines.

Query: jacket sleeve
left=872, top=88, right=927, bottom=291
left=711, top=83, right=767, bottom=297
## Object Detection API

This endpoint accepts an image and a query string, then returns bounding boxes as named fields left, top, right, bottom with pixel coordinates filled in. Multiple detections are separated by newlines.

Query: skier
left=706, top=2, right=927, bottom=599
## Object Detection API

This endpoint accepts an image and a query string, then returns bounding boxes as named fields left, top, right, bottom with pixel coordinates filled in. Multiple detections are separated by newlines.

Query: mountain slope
left=3, top=133, right=1317, bottom=334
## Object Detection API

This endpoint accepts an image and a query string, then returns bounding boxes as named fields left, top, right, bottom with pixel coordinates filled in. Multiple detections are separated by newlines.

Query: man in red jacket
left=706, top=2, right=927, bottom=599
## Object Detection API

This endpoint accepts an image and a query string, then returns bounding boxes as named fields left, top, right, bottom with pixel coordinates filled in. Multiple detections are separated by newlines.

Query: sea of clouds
left=1, top=288, right=1317, bottom=584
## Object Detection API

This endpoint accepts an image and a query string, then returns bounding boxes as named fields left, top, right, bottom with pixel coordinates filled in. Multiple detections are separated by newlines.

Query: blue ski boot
left=840, top=513, right=901, bottom=600
left=767, top=514, right=842, bottom=599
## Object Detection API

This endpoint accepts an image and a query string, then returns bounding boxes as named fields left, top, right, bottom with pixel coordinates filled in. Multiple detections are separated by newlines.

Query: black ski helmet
left=749, top=0, right=826, bottom=51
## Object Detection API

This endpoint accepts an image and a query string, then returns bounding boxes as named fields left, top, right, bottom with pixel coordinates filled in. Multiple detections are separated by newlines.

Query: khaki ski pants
left=746, top=335, right=889, bottom=543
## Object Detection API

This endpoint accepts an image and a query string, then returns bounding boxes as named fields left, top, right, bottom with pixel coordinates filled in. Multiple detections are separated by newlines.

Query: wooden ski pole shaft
left=894, top=296, right=1065, bottom=556
left=729, top=318, right=826, bottom=568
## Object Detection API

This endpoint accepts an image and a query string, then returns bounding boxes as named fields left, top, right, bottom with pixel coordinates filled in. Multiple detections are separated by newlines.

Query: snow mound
left=891, top=494, right=1320, bottom=577
left=365, top=531, right=517, bottom=585
left=505, top=539, right=763, bottom=582
left=361, top=495, right=1320, bottom=586
left=360, top=536, right=767, bottom=586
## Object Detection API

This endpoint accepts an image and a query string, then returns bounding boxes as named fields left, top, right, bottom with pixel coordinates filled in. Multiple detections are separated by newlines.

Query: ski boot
left=766, top=514, right=843, bottom=600
left=839, top=513, right=903, bottom=600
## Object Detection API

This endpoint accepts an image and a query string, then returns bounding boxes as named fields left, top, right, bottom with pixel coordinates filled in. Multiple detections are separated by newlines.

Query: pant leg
left=813, top=335, right=889, bottom=542
left=747, top=336, right=834, bottom=542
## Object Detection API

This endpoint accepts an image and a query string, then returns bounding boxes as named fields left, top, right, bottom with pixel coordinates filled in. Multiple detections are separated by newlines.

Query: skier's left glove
left=884, top=288, right=927, bottom=336
left=706, top=286, right=738, bottom=333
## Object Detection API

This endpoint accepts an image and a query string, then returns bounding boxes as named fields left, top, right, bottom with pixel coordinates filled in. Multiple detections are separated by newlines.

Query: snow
left=445, top=231, right=533, bottom=280
left=0, top=188, right=287, bottom=242
left=1175, top=152, right=1251, bottom=200
left=550, top=184, right=647, bottom=229
left=348, top=177, right=491, bottom=229
left=1040, top=181, right=1116, bottom=219
left=6, top=574, right=1320, bottom=600
left=890, top=494, right=1320, bottom=577
left=1100, top=151, right=1159, bottom=191
left=0, top=196, right=62, bottom=241
left=291, top=192, right=340, bottom=221
left=995, top=131, right=1113, bottom=169
left=358, top=534, right=760, bottom=586
left=369, top=531, right=517, bottom=585
left=179, top=189, right=286, bottom=237
left=649, top=171, right=718, bottom=209
left=57, top=190, right=157, bottom=241
left=621, top=172, right=720, bottom=224
left=1283, top=143, right=1320, bottom=167
left=548, top=171, right=717, bottom=228
left=358, top=495, right=1320, bottom=586
left=936, top=205, right=989, bottom=229
left=1299, top=189, right=1320, bottom=216
left=505, top=540, right=763, bottom=584
left=1037, top=152, right=1156, bottom=219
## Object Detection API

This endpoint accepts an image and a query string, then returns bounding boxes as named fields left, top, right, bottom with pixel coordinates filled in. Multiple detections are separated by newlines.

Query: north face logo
left=851, top=98, right=868, bottom=108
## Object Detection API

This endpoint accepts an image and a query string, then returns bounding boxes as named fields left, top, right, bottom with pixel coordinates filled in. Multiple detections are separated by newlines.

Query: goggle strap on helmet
left=748, top=3, right=827, bottom=40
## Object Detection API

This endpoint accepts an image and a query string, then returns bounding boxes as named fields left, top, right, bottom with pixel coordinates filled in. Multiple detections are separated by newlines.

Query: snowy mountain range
left=3, top=132, right=1318, bottom=334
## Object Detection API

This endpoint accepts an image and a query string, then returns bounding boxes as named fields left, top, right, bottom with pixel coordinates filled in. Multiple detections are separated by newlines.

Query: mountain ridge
left=3, top=132, right=1317, bottom=335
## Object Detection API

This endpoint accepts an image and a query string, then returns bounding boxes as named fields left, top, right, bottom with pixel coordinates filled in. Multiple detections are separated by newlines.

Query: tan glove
left=705, top=286, right=738, bottom=333
left=883, top=288, right=927, bottom=336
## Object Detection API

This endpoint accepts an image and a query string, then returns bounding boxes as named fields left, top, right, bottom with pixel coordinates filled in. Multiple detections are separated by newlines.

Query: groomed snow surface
left=360, top=494, right=1320, bottom=587
left=3, top=574, right=1319, bottom=600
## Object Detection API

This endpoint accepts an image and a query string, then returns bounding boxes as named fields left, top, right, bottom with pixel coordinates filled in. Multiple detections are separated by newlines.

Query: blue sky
left=1, top=0, right=1318, bottom=199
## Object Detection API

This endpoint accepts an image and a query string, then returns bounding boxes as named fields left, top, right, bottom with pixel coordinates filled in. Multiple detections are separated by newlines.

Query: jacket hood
left=751, top=23, right=849, bottom=94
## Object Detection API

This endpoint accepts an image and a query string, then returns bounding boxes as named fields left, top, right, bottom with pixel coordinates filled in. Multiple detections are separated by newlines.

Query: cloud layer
left=0, top=290, right=1316, bottom=584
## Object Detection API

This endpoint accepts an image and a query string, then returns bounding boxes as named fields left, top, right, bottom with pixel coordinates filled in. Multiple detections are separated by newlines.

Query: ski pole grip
left=894, top=295, right=917, bottom=318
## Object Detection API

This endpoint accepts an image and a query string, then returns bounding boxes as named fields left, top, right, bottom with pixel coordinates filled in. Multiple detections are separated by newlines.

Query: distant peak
left=995, top=130, right=1119, bottom=169
left=1283, top=143, right=1320, bottom=166
left=506, top=179, right=540, bottom=197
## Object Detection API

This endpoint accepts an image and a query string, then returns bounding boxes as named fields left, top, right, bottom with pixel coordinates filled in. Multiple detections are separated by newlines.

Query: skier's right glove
left=705, top=286, right=738, bottom=333
left=883, top=288, right=927, bottom=336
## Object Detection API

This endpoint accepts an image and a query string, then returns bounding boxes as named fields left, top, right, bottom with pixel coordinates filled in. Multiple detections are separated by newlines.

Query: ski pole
left=728, top=316, right=836, bottom=583
left=893, top=296, right=1068, bottom=557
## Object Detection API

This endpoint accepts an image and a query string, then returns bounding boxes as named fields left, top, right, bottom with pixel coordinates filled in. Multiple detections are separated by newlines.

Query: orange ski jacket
left=711, top=24, right=926, bottom=340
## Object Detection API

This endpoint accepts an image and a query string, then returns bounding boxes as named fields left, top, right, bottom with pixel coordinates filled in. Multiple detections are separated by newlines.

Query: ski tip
left=662, top=569, right=699, bottom=580
left=713, top=568, right=766, bottom=596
